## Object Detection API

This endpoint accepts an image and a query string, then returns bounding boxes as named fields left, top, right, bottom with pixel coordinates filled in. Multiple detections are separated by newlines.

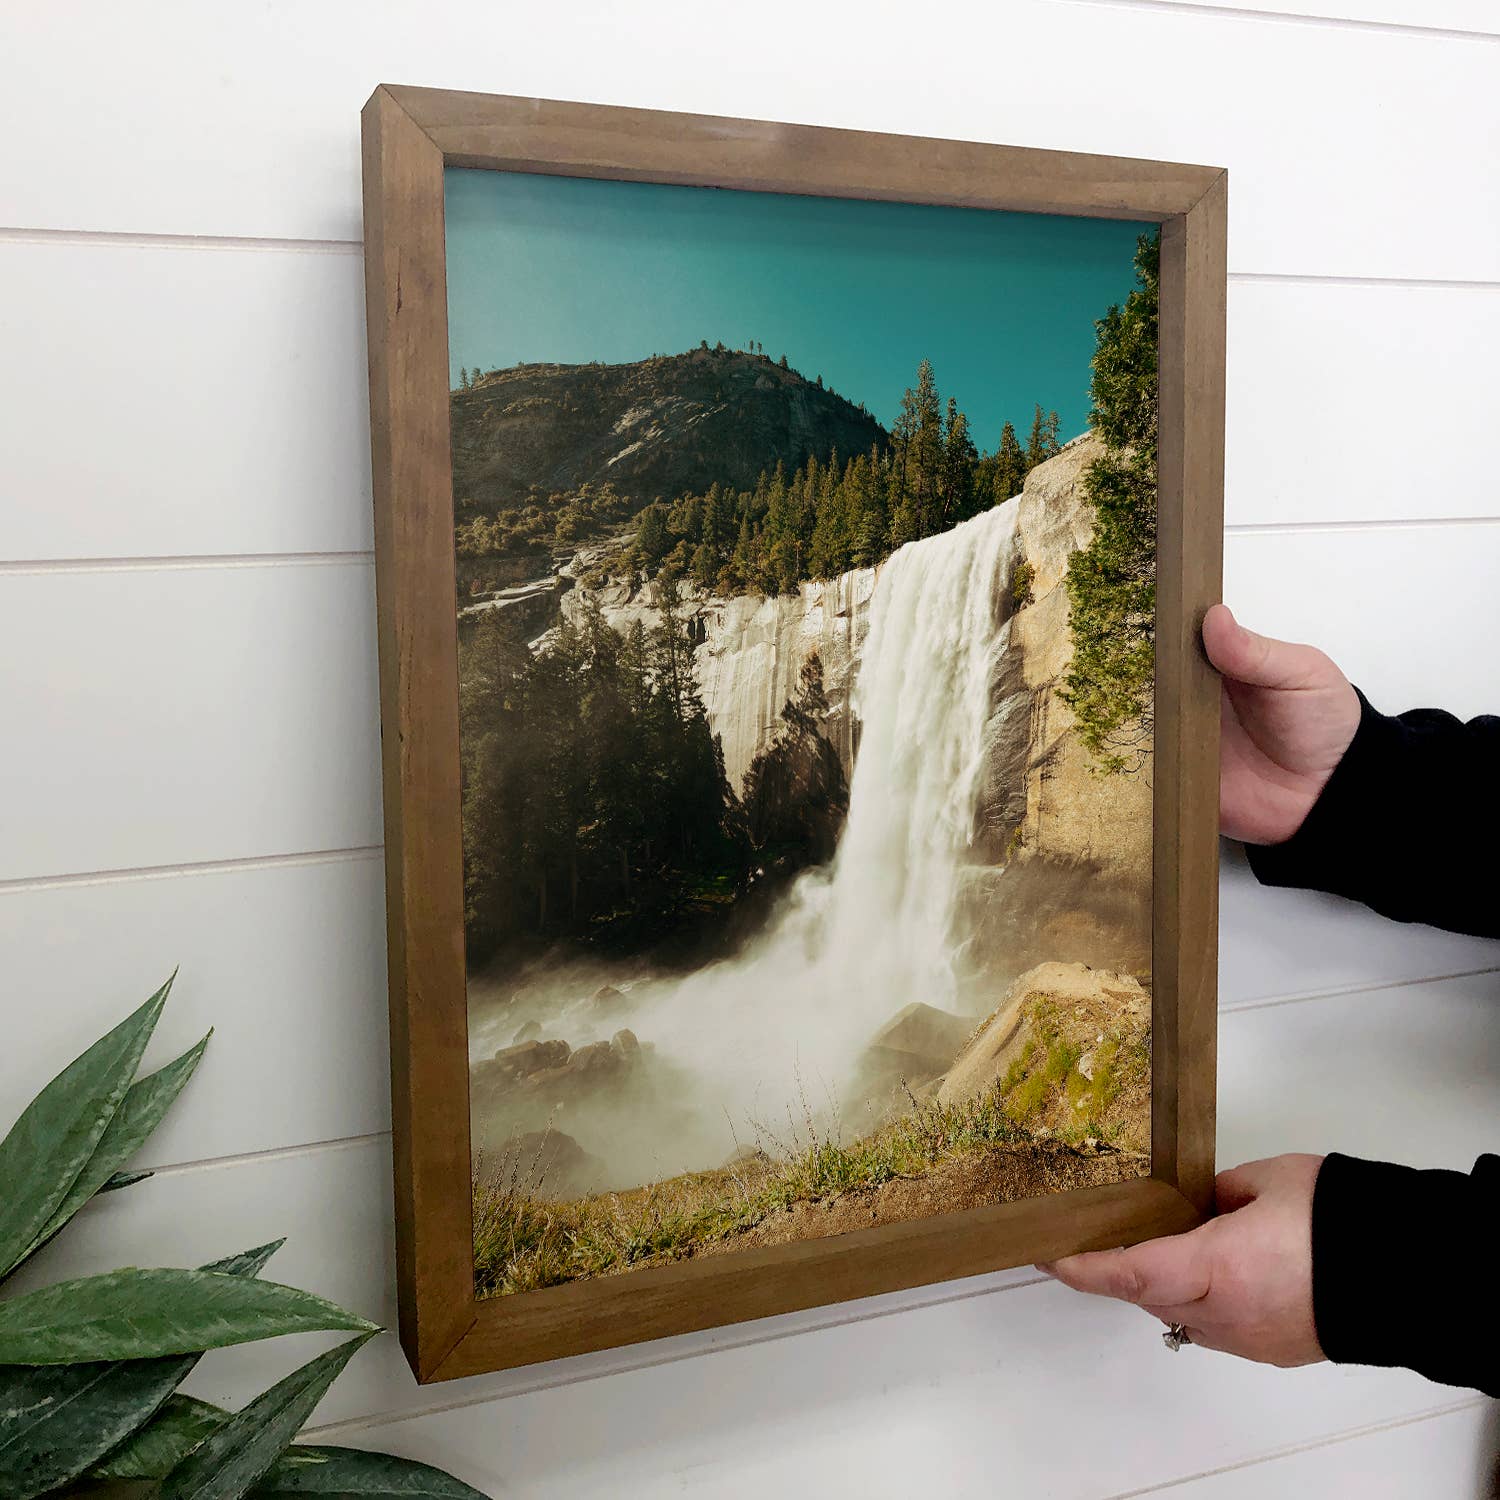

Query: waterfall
left=637, top=498, right=1023, bottom=1166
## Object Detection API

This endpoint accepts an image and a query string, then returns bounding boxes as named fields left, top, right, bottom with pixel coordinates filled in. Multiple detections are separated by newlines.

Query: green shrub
left=1011, top=558, right=1035, bottom=609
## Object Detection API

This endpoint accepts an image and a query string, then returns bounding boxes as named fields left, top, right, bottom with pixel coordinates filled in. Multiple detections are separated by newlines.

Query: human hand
left=1037, top=1154, right=1325, bottom=1366
left=1201, top=604, right=1361, bottom=845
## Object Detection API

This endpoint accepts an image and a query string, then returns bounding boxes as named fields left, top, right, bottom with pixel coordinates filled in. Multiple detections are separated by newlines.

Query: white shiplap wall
left=2, top=2, right=1497, bottom=1493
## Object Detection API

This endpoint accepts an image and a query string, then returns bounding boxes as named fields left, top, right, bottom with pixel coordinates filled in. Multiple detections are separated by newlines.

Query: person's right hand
left=1201, top=604, right=1361, bottom=846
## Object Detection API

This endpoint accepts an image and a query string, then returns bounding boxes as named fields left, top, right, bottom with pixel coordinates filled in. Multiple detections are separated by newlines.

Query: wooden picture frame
left=361, top=83, right=1225, bottom=1384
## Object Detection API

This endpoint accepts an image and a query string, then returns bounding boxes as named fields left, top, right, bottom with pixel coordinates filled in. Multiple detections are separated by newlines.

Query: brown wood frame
left=361, top=84, right=1225, bottom=1384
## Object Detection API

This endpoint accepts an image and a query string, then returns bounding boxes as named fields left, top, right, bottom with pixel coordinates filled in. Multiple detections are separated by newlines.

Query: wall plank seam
left=0, top=846, right=383, bottom=896
left=1059, top=0, right=1500, bottom=44
left=1221, top=966, right=1500, bottom=1014
left=1090, top=1395, right=1493, bottom=1500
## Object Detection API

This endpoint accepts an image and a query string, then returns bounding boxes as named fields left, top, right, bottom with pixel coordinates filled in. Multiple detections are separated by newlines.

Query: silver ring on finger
left=1162, top=1322, right=1193, bottom=1352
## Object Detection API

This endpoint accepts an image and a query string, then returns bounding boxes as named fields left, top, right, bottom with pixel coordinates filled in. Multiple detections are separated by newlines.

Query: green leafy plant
left=0, top=975, right=488, bottom=1500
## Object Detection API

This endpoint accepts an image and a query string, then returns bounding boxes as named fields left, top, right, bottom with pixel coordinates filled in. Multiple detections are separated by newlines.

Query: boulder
left=488, top=1129, right=607, bottom=1198
left=566, top=1040, right=618, bottom=1076
left=522, top=1035, right=647, bottom=1093
left=491, top=1038, right=569, bottom=1080
left=591, top=984, right=624, bottom=1007
left=867, top=1003, right=973, bottom=1078
left=854, top=1002, right=976, bottom=1102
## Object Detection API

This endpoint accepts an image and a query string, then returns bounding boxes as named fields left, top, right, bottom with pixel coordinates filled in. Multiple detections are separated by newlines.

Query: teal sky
left=444, top=168, right=1151, bottom=451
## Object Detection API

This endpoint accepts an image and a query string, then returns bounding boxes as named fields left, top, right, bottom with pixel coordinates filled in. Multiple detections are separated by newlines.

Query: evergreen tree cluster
left=1060, top=231, right=1161, bottom=773
left=626, top=359, right=1061, bottom=597
left=459, top=588, right=743, bottom=959
left=458, top=587, right=851, bottom=961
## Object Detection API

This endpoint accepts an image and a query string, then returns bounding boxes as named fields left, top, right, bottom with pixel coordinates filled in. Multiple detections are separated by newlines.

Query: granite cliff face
left=557, top=548, right=875, bottom=791
left=970, top=432, right=1153, bottom=981
left=451, top=347, right=888, bottom=512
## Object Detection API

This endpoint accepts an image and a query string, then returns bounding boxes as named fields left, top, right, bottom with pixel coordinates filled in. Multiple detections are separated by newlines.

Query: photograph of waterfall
left=444, top=165, right=1161, bottom=1299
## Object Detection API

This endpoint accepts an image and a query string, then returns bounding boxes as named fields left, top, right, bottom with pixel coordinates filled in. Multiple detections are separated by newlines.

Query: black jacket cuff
left=1243, top=687, right=1500, bottom=938
left=1312, top=1151, right=1500, bottom=1396
left=1244, top=687, right=1399, bottom=899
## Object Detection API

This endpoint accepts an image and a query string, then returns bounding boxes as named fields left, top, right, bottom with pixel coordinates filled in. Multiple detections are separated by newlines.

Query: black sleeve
left=1245, top=686, right=1500, bottom=940
left=1312, top=1152, right=1500, bottom=1397
left=1244, top=688, right=1500, bottom=1394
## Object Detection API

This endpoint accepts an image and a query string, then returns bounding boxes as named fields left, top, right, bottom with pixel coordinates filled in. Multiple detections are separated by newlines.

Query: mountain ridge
left=450, top=346, right=889, bottom=512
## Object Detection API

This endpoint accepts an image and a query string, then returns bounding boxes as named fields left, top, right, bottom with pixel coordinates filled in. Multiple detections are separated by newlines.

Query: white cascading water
left=636, top=497, right=1023, bottom=1166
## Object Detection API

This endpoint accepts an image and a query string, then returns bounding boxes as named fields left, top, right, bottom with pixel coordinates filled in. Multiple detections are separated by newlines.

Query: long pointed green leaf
left=14, top=1033, right=211, bottom=1273
left=88, top=1395, right=228, bottom=1481
left=252, top=1446, right=489, bottom=1497
left=101, top=1169, right=156, bottom=1194
left=0, top=1264, right=375, bottom=1364
left=0, top=977, right=173, bottom=1279
left=0, top=1243, right=283, bottom=1498
left=156, top=1333, right=377, bottom=1500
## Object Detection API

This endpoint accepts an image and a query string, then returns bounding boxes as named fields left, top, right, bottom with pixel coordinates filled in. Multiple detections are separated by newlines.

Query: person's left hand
left=1036, top=1154, right=1327, bottom=1367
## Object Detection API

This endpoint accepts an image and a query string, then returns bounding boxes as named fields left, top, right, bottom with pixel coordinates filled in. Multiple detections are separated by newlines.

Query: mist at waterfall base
left=469, top=500, right=1024, bottom=1190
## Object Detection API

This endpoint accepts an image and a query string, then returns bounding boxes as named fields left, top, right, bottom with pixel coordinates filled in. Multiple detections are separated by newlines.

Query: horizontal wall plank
left=0, top=239, right=373, bottom=560
left=1218, top=969, right=1500, bottom=1169
left=0, top=853, right=390, bottom=1165
left=1151, top=1401, right=1498, bottom=1499
left=5, top=249, right=1494, bottom=562
left=1141, top=0, right=1500, bottom=35
left=1219, top=844, right=1500, bottom=1006
left=0, top=2, right=1495, bottom=283
left=0, top=561, right=382, bottom=880
left=1223, top=522, right=1500, bottom=723
left=1225, top=280, right=1500, bottom=528
left=335, top=1301, right=1457, bottom=1498
left=10, top=975, right=1494, bottom=1446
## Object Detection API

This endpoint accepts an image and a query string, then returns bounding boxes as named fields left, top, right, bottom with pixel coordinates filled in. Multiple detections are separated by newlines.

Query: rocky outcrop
left=935, top=961, right=1151, bottom=1154
left=1008, top=434, right=1153, bottom=890
left=938, top=961, right=1148, bottom=1108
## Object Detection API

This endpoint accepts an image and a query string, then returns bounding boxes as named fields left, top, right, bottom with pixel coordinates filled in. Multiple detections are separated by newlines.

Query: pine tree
left=991, top=421, right=1027, bottom=501
left=908, top=359, right=944, bottom=536
left=940, top=397, right=977, bottom=526
left=1061, top=231, right=1160, bottom=773
left=1026, top=402, right=1061, bottom=469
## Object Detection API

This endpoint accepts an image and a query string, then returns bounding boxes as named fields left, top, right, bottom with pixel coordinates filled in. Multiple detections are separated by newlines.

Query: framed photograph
left=361, top=85, right=1225, bottom=1383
